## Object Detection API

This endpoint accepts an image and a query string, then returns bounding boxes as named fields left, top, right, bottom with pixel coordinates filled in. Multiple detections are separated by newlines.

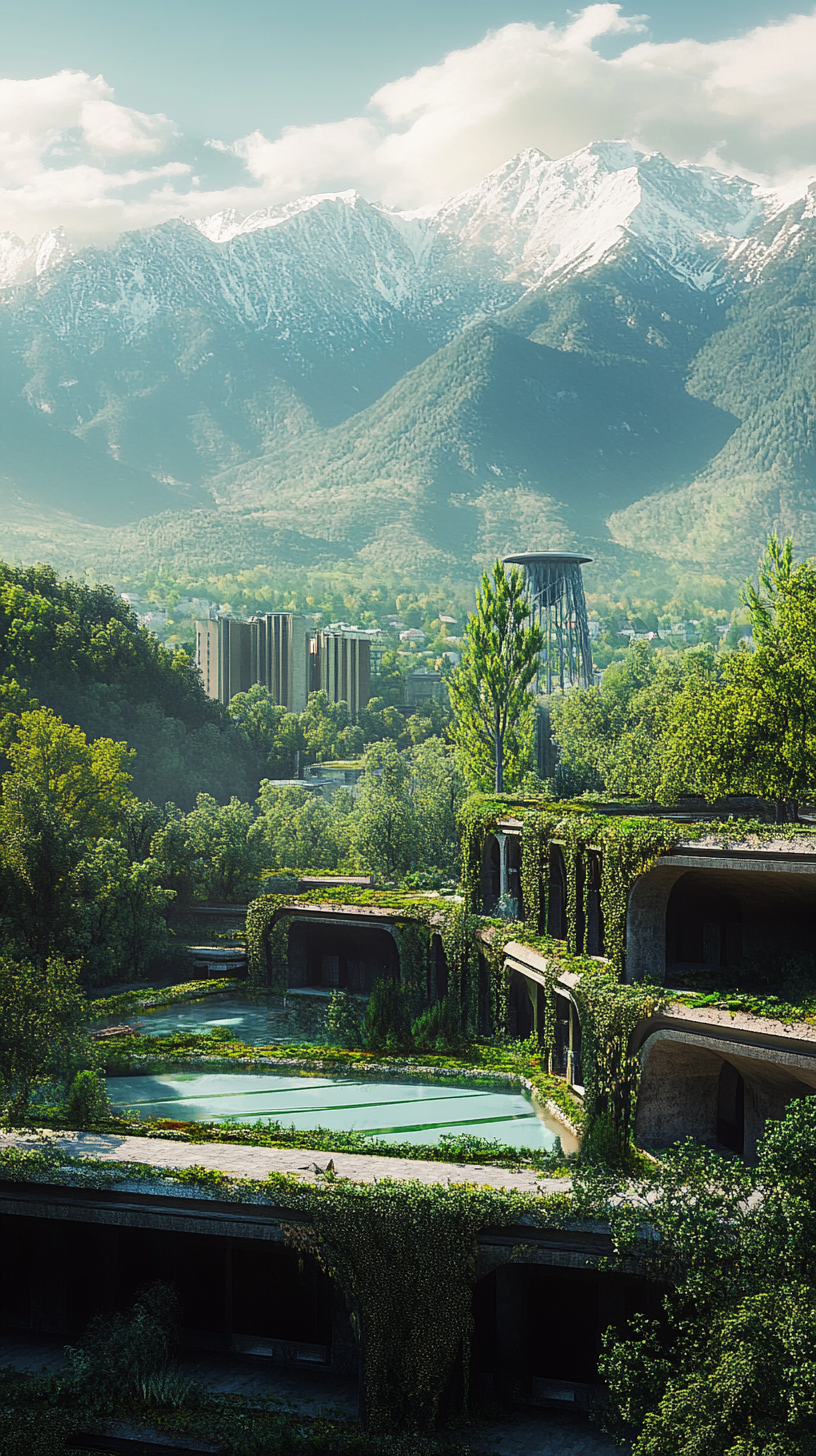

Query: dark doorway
left=666, top=878, right=742, bottom=972
left=482, top=835, right=501, bottom=912
left=473, top=1264, right=663, bottom=1396
left=716, top=1062, right=745, bottom=1154
left=509, top=972, right=534, bottom=1040
left=287, top=921, right=399, bottom=994
left=548, top=846, right=567, bottom=940
left=585, top=854, right=604, bottom=957
left=507, top=836, right=523, bottom=919
left=433, top=935, right=448, bottom=1001
left=0, top=1217, right=333, bottom=1355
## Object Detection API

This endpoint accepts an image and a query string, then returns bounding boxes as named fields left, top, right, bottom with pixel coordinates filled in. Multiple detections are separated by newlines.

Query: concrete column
left=497, top=833, right=509, bottom=901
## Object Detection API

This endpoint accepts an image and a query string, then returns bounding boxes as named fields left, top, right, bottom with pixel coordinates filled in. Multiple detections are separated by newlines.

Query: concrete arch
left=624, top=854, right=816, bottom=984
left=624, top=863, right=688, bottom=983
left=286, top=915, right=400, bottom=994
left=634, top=1026, right=816, bottom=1161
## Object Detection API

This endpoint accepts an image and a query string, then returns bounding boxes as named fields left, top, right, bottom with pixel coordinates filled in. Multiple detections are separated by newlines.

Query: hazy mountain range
left=1, top=140, right=813, bottom=581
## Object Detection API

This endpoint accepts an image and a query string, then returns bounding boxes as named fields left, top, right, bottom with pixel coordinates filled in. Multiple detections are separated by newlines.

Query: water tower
left=503, top=551, right=593, bottom=693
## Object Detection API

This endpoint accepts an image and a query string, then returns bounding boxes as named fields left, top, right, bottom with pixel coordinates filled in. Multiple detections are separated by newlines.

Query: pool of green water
left=106, top=1069, right=578, bottom=1152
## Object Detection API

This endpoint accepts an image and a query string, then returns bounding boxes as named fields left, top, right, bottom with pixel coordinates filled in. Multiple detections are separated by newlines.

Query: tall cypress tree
left=449, top=560, right=543, bottom=792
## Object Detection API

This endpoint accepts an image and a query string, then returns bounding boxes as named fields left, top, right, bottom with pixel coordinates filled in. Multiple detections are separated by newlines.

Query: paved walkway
left=2, top=1130, right=570, bottom=1195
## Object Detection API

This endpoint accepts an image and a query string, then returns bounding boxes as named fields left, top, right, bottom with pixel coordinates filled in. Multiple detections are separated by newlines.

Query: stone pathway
left=2, top=1130, right=570, bottom=1195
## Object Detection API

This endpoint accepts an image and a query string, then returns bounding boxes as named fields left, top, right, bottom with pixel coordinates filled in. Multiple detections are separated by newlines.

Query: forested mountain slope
left=211, top=321, right=737, bottom=573
left=0, top=564, right=257, bottom=806
left=0, top=143, right=811, bottom=580
left=608, top=190, right=816, bottom=570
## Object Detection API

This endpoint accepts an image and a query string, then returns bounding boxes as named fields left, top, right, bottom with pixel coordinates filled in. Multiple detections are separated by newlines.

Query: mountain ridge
left=0, top=141, right=812, bottom=582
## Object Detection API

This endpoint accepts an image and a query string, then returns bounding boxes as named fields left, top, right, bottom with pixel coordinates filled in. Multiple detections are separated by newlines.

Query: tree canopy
left=449, top=560, right=542, bottom=792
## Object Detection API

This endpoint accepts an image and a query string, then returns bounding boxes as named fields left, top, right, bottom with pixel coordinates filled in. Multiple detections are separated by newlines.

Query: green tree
left=0, top=955, right=88, bottom=1121
left=250, top=782, right=352, bottom=872
left=227, top=684, right=301, bottom=776
left=670, top=537, right=816, bottom=819
left=300, top=691, right=365, bottom=765
left=408, top=736, right=464, bottom=875
left=77, top=841, right=173, bottom=986
left=597, top=1111, right=816, bottom=1455
left=5, top=708, right=134, bottom=838
left=353, top=740, right=420, bottom=878
left=448, top=561, right=543, bottom=792
left=171, top=794, right=262, bottom=903
left=551, top=642, right=714, bottom=801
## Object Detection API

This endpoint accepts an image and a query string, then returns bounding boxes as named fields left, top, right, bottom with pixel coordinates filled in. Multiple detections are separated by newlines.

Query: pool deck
left=2, top=1129, right=570, bottom=1195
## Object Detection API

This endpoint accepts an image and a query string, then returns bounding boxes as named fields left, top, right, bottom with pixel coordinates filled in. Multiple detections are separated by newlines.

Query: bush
left=325, top=990, right=364, bottom=1048
left=412, top=997, right=462, bottom=1053
left=64, top=1069, right=110, bottom=1128
left=364, top=978, right=414, bottom=1052
left=66, top=1282, right=181, bottom=1400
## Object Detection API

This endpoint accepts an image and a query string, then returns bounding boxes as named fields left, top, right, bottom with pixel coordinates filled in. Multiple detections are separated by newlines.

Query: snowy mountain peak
left=0, top=226, right=72, bottom=289
left=193, top=188, right=372, bottom=244
left=429, top=141, right=778, bottom=290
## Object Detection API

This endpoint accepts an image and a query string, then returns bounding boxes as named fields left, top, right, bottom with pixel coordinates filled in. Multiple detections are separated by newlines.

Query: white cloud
left=1, top=7, right=815, bottom=242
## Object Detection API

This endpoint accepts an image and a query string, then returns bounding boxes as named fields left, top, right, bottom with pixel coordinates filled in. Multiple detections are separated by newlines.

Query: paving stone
left=2, top=1130, right=571, bottom=1194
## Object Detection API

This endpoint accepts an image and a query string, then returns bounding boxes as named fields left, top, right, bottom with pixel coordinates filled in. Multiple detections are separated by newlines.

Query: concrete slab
left=1, top=1130, right=571, bottom=1196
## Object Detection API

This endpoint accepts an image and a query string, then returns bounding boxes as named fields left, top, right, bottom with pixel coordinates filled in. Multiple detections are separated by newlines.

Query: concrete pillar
left=497, top=833, right=509, bottom=901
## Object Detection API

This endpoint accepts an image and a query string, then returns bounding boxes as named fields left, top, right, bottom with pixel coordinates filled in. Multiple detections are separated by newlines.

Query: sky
left=1, top=1, right=815, bottom=242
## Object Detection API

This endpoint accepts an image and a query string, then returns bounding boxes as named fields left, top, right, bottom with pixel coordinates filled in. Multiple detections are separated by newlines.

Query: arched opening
left=432, top=934, right=448, bottom=1002
left=666, top=877, right=742, bottom=974
left=0, top=1216, right=337, bottom=1361
left=716, top=1062, right=745, bottom=1155
left=508, top=969, right=536, bottom=1040
left=547, top=845, right=567, bottom=940
left=635, top=1031, right=816, bottom=1161
left=481, top=834, right=501, bottom=914
left=287, top=920, right=399, bottom=994
left=551, top=991, right=583, bottom=1086
left=471, top=1262, right=664, bottom=1406
left=585, top=853, right=604, bottom=956
left=627, top=861, right=816, bottom=988
left=507, top=835, right=523, bottom=920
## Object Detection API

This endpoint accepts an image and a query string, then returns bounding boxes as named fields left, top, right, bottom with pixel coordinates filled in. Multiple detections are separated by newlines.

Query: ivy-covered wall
left=245, top=889, right=481, bottom=1030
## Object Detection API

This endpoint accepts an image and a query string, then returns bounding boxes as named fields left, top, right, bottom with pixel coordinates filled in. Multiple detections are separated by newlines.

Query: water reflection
left=106, top=1069, right=579, bottom=1153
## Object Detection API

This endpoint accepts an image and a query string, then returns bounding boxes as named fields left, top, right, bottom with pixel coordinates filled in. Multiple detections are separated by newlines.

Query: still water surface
left=106, top=1069, right=578, bottom=1152
left=118, top=995, right=309, bottom=1045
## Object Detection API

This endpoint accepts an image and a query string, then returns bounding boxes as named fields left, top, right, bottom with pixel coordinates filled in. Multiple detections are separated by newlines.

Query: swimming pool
left=106, top=1069, right=579, bottom=1153
left=102, top=993, right=326, bottom=1046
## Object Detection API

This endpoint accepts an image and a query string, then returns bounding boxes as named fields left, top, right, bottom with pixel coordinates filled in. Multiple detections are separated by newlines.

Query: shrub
left=325, top=990, right=363, bottom=1048
left=64, top=1069, right=110, bottom=1128
left=66, top=1282, right=180, bottom=1400
left=412, top=997, right=462, bottom=1053
left=364, top=977, right=414, bottom=1052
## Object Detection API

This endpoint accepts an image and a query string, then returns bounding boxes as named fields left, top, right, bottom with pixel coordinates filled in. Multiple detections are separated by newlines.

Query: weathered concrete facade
left=473, top=816, right=816, bottom=1159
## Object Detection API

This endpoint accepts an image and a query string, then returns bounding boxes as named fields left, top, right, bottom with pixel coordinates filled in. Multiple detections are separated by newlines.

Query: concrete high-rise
left=196, top=614, right=376, bottom=717
left=250, top=613, right=311, bottom=714
left=313, top=625, right=374, bottom=718
left=195, top=618, right=252, bottom=705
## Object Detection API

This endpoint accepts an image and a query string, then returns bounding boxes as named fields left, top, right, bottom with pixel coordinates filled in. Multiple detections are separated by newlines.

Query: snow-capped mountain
left=0, top=226, right=72, bottom=289
left=426, top=142, right=782, bottom=291
left=2, top=141, right=806, bottom=300
left=0, top=141, right=812, bottom=580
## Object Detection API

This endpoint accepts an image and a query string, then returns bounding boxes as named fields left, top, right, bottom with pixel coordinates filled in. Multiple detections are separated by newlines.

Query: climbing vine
left=393, top=919, right=432, bottom=1013
left=572, top=966, right=668, bottom=1162
left=0, top=1140, right=574, bottom=1436
left=245, top=893, right=293, bottom=988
